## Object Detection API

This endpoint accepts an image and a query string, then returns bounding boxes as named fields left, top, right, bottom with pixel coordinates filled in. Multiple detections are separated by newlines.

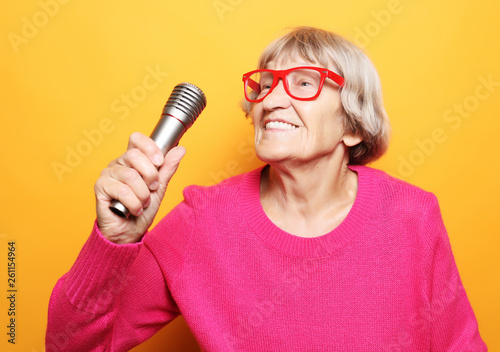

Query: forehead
left=261, top=47, right=336, bottom=72
left=265, top=58, right=320, bottom=70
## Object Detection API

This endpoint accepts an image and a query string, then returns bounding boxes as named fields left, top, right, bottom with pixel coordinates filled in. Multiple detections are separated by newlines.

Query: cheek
left=250, top=105, right=263, bottom=126
left=313, top=108, right=345, bottom=143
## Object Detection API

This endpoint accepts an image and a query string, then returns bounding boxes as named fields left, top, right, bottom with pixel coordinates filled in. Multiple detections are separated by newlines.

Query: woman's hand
left=94, top=132, right=186, bottom=244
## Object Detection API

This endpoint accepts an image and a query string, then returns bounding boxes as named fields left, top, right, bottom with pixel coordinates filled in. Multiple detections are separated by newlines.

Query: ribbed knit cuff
left=64, top=221, right=142, bottom=314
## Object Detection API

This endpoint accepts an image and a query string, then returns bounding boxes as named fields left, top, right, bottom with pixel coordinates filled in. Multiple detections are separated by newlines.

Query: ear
left=342, top=131, right=363, bottom=147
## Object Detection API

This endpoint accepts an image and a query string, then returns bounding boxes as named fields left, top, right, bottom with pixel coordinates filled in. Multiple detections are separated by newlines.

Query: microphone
left=109, top=82, right=207, bottom=218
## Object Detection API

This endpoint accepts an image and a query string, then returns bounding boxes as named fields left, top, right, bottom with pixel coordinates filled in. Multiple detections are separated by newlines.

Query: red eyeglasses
left=242, top=66, right=345, bottom=103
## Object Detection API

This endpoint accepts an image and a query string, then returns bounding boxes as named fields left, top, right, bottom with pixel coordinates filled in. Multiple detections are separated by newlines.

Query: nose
left=262, top=79, right=291, bottom=111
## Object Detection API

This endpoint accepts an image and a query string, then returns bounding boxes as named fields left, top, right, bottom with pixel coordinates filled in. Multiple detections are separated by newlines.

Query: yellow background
left=1, top=0, right=499, bottom=351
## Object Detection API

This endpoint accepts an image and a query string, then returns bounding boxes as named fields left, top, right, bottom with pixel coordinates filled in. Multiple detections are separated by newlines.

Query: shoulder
left=353, top=166, right=448, bottom=255
left=181, top=167, right=261, bottom=211
left=352, top=164, right=439, bottom=211
left=351, top=165, right=443, bottom=234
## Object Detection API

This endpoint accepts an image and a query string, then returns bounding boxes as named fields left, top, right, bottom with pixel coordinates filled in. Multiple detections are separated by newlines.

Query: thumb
left=158, top=146, right=186, bottom=187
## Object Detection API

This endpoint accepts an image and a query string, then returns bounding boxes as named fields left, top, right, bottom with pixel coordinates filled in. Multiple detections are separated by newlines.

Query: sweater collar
left=240, top=164, right=378, bottom=258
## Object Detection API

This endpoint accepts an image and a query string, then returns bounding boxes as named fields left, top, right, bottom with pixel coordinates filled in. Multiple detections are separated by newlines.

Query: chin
left=255, top=149, right=289, bottom=164
left=257, top=152, right=305, bottom=166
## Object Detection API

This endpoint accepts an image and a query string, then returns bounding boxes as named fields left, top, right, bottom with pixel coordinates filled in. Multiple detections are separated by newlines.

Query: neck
left=260, top=150, right=358, bottom=223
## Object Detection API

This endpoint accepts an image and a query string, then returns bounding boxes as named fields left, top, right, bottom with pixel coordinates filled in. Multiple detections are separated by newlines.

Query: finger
left=101, top=165, right=152, bottom=209
left=113, top=148, right=160, bottom=191
left=127, top=132, right=164, bottom=168
left=158, top=146, right=186, bottom=188
left=95, top=176, right=146, bottom=217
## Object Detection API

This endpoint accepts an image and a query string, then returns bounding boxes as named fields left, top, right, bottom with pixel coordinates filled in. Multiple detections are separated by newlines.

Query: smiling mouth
left=265, top=121, right=298, bottom=130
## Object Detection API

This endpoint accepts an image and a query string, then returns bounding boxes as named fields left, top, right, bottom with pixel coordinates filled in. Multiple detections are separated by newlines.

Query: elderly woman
left=46, top=27, right=486, bottom=351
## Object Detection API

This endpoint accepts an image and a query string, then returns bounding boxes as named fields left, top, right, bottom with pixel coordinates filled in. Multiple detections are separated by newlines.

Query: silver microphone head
left=150, top=82, right=207, bottom=154
left=167, top=82, right=207, bottom=125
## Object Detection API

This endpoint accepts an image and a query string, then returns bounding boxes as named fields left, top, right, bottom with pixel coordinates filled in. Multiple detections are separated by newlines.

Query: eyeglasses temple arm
left=327, top=71, right=345, bottom=87
left=246, top=78, right=261, bottom=93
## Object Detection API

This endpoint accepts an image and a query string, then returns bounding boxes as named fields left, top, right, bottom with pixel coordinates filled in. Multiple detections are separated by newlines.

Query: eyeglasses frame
left=242, top=66, right=345, bottom=103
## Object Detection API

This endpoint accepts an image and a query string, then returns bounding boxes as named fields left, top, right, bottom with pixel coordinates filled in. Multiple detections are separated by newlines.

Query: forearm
left=46, top=222, right=143, bottom=351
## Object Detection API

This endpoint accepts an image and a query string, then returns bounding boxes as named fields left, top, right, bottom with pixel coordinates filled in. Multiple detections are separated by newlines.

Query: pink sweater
left=46, top=165, right=487, bottom=351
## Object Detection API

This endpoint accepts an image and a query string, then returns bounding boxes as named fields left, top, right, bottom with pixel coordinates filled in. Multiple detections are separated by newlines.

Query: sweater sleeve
left=423, top=195, right=487, bottom=351
left=45, top=220, right=183, bottom=352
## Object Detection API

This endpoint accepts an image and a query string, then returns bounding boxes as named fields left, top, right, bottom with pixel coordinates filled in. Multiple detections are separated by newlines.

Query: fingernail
left=153, top=153, right=163, bottom=165
left=150, top=181, right=159, bottom=191
left=175, top=147, right=186, bottom=160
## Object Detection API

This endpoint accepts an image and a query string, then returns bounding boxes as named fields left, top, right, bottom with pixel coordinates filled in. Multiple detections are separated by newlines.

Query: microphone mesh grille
left=166, top=82, right=207, bottom=124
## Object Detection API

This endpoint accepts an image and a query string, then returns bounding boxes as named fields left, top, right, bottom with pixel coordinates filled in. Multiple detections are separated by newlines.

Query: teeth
left=265, top=121, right=297, bottom=130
